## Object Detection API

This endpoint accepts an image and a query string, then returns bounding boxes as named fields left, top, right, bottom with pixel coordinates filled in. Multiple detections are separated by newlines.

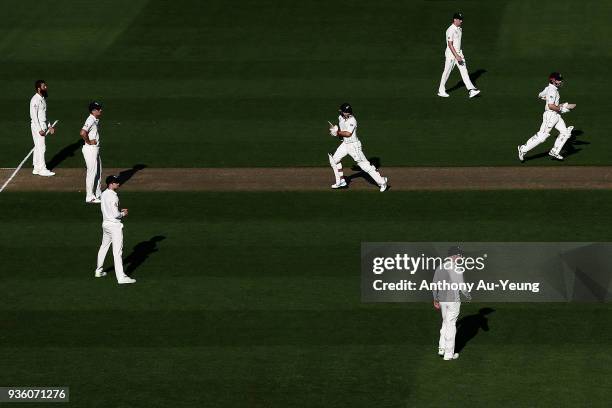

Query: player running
left=437, top=12, right=481, bottom=98
left=328, top=103, right=388, bottom=192
left=518, top=72, right=576, bottom=162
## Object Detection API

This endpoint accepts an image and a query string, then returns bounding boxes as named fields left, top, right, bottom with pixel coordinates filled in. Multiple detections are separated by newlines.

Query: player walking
left=29, top=80, right=56, bottom=176
left=518, top=73, right=576, bottom=162
left=94, top=175, right=135, bottom=284
left=80, top=102, right=103, bottom=203
left=432, top=246, right=471, bottom=361
left=437, top=12, right=481, bottom=98
left=328, top=103, right=388, bottom=192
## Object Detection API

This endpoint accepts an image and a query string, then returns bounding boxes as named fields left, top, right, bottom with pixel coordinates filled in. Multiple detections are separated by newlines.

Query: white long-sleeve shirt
left=101, top=189, right=124, bottom=223
left=29, top=93, right=47, bottom=133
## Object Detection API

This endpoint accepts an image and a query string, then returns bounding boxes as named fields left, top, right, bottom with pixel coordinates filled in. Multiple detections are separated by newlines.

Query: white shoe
left=379, top=177, right=388, bottom=192
left=331, top=179, right=347, bottom=189
left=86, top=198, right=101, bottom=204
left=549, top=151, right=564, bottom=160
left=95, top=269, right=107, bottom=278
left=443, top=353, right=460, bottom=360
left=32, top=169, right=40, bottom=175
left=469, top=89, right=481, bottom=98
left=118, top=277, right=136, bottom=284
left=437, top=91, right=450, bottom=98
left=38, top=170, right=55, bottom=177
left=567, top=125, right=574, bottom=134
left=438, top=348, right=444, bottom=356
left=517, top=145, right=525, bottom=162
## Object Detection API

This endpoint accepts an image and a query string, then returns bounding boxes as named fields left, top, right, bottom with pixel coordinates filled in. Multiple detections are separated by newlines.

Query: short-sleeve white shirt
left=82, top=114, right=100, bottom=144
left=339, top=115, right=358, bottom=143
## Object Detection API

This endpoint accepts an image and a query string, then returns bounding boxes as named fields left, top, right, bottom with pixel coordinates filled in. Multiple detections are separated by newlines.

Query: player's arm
left=80, top=129, right=95, bottom=145
left=30, top=101, right=46, bottom=136
left=337, top=129, right=354, bottom=138
left=447, top=40, right=463, bottom=63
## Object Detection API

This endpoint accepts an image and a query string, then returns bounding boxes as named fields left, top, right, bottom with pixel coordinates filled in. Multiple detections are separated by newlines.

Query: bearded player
left=518, top=73, right=576, bottom=162
left=328, top=103, right=388, bottom=192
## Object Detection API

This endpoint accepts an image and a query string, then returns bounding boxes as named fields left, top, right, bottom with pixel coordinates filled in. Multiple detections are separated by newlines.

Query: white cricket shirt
left=29, top=93, right=47, bottom=132
left=445, top=24, right=462, bottom=55
left=82, top=114, right=101, bottom=145
left=539, top=84, right=560, bottom=112
left=101, top=189, right=123, bottom=224
left=338, top=115, right=358, bottom=143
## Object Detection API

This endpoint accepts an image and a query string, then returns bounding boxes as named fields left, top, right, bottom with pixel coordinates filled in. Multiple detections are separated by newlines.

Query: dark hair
left=106, top=175, right=120, bottom=185
left=34, top=80, right=46, bottom=90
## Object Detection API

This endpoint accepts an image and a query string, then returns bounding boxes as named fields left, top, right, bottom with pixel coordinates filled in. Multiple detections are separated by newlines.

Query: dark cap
left=549, top=72, right=563, bottom=81
left=453, top=12, right=464, bottom=20
left=105, top=175, right=120, bottom=185
left=89, top=101, right=103, bottom=112
left=447, top=246, right=464, bottom=257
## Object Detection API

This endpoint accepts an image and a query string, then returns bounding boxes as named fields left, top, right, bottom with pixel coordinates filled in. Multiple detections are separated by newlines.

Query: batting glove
left=329, top=125, right=338, bottom=137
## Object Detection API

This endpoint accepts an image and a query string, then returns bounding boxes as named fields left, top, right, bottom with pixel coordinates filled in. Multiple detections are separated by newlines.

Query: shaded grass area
left=1, top=191, right=611, bottom=406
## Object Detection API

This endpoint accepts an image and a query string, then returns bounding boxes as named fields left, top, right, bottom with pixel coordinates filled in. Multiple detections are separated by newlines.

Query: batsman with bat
left=518, top=72, right=576, bottom=161
left=29, top=80, right=57, bottom=176
left=327, top=103, right=388, bottom=192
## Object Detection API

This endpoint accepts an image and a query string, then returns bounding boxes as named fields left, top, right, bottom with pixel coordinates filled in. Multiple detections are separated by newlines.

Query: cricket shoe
left=94, top=269, right=107, bottom=278
left=443, top=353, right=460, bottom=361
left=38, top=170, right=55, bottom=177
left=379, top=177, right=389, bottom=192
left=32, top=169, right=40, bottom=175
left=331, top=179, right=347, bottom=189
left=118, top=277, right=136, bottom=284
left=438, top=348, right=445, bottom=356
left=437, top=91, right=450, bottom=98
left=86, top=198, right=102, bottom=204
left=469, top=89, right=481, bottom=98
left=548, top=151, right=564, bottom=161
left=517, top=145, right=525, bottom=162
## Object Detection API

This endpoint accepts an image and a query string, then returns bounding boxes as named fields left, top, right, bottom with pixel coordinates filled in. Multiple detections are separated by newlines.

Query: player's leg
left=520, top=113, right=558, bottom=154
left=438, top=57, right=455, bottom=95
left=31, top=128, right=41, bottom=173
left=349, top=142, right=387, bottom=188
left=109, top=224, right=130, bottom=282
left=330, top=144, right=348, bottom=188
left=95, top=225, right=112, bottom=277
left=549, top=117, right=574, bottom=158
left=94, top=153, right=102, bottom=199
left=443, top=302, right=461, bottom=359
left=456, top=56, right=476, bottom=91
left=83, top=146, right=97, bottom=201
left=438, top=304, right=447, bottom=355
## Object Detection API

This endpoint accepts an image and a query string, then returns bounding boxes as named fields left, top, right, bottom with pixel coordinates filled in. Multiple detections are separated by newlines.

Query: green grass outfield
left=1, top=0, right=611, bottom=167
left=1, top=190, right=611, bottom=407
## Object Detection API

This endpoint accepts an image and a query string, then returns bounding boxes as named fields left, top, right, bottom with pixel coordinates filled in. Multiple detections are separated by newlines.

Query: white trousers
left=329, top=141, right=385, bottom=185
left=438, top=51, right=475, bottom=93
left=521, top=111, right=571, bottom=155
left=31, top=125, right=48, bottom=171
left=438, top=301, right=461, bottom=358
left=96, top=222, right=127, bottom=281
left=82, top=145, right=102, bottom=200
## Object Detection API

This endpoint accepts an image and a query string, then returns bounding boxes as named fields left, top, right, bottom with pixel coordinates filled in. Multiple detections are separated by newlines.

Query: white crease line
left=0, top=149, right=34, bottom=193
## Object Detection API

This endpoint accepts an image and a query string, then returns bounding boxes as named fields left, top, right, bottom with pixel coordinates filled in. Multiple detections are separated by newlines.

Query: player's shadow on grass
left=447, top=69, right=487, bottom=94
left=455, top=307, right=495, bottom=353
left=348, top=157, right=382, bottom=187
left=523, top=129, right=588, bottom=162
left=48, top=139, right=83, bottom=170
left=117, top=164, right=147, bottom=185
left=104, top=235, right=166, bottom=276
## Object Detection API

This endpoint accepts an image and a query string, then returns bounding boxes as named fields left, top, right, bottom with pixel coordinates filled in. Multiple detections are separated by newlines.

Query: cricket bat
left=45, top=120, right=59, bottom=136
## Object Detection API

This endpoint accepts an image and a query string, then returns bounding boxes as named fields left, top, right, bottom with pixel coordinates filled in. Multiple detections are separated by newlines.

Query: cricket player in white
left=95, top=175, right=135, bottom=284
left=29, top=80, right=56, bottom=176
left=518, top=72, right=576, bottom=161
left=432, top=247, right=471, bottom=361
left=437, top=12, right=481, bottom=98
left=328, top=103, right=388, bottom=192
left=80, top=102, right=103, bottom=203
